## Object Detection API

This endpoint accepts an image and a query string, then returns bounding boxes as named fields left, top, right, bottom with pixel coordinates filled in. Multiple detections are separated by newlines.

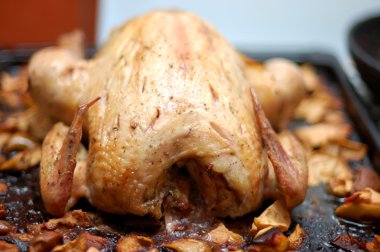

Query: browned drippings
left=0, top=166, right=379, bottom=251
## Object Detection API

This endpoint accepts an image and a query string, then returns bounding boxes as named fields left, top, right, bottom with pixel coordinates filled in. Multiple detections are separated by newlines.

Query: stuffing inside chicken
left=28, top=10, right=308, bottom=218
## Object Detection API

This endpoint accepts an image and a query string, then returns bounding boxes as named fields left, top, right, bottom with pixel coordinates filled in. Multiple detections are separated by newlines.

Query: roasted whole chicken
left=28, top=10, right=308, bottom=218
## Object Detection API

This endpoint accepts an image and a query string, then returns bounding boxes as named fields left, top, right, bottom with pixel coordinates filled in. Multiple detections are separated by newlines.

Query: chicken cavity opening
left=162, top=160, right=229, bottom=233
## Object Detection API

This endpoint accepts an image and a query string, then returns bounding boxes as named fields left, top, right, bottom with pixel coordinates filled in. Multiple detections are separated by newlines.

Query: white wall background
left=97, top=0, right=380, bottom=65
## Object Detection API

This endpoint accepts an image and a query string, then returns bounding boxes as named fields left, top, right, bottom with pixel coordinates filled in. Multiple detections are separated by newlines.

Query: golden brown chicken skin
left=28, top=10, right=307, bottom=218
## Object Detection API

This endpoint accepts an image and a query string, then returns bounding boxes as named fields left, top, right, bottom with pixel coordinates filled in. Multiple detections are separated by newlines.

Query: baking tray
left=0, top=50, right=379, bottom=251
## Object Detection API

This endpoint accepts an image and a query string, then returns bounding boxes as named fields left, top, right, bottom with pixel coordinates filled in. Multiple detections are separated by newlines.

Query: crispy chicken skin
left=29, top=10, right=307, bottom=218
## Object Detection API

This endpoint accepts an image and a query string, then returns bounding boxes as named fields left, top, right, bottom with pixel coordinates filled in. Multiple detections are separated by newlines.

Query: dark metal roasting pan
left=0, top=50, right=379, bottom=251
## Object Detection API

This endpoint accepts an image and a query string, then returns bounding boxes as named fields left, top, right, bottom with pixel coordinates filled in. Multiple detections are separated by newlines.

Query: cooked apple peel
left=307, top=153, right=353, bottom=187
left=163, top=239, right=211, bottom=252
left=295, top=123, right=351, bottom=149
left=353, top=167, right=380, bottom=192
left=335, top=188, right=380, bottom=221
left=204, top=223, right=243, bottom=247
left=320, top=139, right=367, bottom=161
left=251, top=200, right=291, bottom=236
left=288, top=224, right=307, bottom=250
left=116, top=236, right=157, bottom=252
left=249, top=227, right=289, bottom=252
